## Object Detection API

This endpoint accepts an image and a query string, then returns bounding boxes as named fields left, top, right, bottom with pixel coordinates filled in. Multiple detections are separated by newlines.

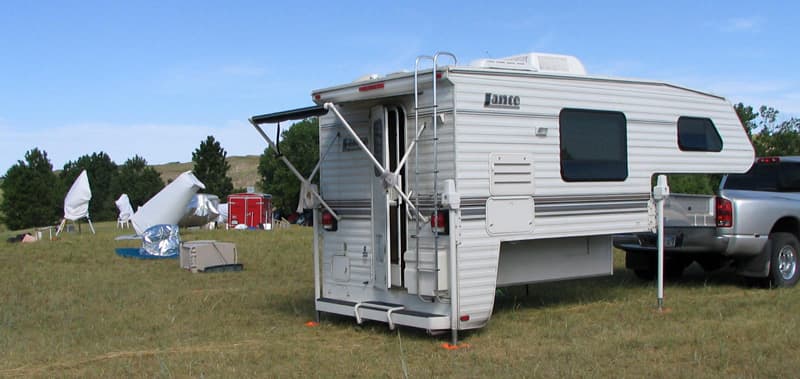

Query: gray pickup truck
left=614, top=156, right=800, bottom=287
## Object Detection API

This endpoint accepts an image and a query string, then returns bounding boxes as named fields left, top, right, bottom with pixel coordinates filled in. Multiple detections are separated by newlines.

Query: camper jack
left=250, top=51, right=754, bottom=343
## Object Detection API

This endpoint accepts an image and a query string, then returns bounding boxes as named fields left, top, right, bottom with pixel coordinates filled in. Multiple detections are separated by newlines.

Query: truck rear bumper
left=614, top=229, right=767, bottom=257
left=613, top=228, right=729, bottom=254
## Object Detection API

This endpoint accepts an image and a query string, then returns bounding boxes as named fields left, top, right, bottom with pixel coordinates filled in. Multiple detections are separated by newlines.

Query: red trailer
left=227, top=193, right=272, bottom=229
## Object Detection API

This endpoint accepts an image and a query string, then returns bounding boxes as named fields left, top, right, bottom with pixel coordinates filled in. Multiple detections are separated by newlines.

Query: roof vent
left=471, top=53, right=586, bottom=75
left=353, top=73, right=381, bottom=83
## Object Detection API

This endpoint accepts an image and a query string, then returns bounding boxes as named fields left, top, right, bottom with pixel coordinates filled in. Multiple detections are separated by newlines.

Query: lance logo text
left=484, top=93, right=521, bottom=109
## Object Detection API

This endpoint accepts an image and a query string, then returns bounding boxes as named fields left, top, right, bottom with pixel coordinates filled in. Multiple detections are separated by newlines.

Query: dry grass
left=1, top=223, right=798, bottom=378
left=153, top=155, right=261, bottom=191
left=0, top=185, right=4, bottom=232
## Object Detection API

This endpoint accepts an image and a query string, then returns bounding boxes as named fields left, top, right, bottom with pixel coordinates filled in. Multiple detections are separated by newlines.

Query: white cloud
left=699, top=79, right=798, bottom=115
left=531, top=31, right=556, bottom=52
left=0, top=121, right=270, bottom=174
left=719, top=17, right=762, bottom=33
left=157, top=62, right=269, bottom=95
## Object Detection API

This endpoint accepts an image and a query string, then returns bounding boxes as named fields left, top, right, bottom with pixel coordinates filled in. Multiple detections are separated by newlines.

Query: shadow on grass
left=271, top=265, right=761, bottom=342
left=269, top=294, right=455, bottom=342
left=317, top=313, right=443, bottom=341
left=493, top=263, right=756, bottom=315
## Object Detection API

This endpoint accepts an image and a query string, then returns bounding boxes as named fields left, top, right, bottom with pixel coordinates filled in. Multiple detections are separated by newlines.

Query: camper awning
left=250, top=105, right=328, bottom=124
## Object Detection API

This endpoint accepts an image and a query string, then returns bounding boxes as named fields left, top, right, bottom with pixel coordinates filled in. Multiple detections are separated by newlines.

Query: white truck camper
left=249, top=52, right=755, bottom=343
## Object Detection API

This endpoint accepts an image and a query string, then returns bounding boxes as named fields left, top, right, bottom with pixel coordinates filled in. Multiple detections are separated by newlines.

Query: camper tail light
left=756, top=156, right=780, bottom=164
left=321, top=211, right=338, bottom=231
left=715, top=197, right=733, bottom=228
left=430, top=211, right=449, bottom=235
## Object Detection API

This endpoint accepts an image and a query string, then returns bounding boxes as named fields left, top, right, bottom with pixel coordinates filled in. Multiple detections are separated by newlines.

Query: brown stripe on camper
left=458, top=193, right=651, bottom=219
left=323, top=199, right=372, bottom=217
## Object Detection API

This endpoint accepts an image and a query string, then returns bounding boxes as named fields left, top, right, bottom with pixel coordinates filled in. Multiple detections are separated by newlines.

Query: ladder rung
left=415, top=104, right=439, bottom=110
left=415, top=170, right=439, bottom=175
left=414, top=137, right=439, bottom=143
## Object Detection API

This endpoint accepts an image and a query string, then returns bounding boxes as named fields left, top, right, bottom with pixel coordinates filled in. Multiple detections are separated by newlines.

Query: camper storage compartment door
left=486, top=197, right=535, bottom=235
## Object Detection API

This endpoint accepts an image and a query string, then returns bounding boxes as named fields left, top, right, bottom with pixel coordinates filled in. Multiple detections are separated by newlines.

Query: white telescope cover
left=178, top=193, right=220, bottom=227
left=131, top=171, right=205, bottom=234
left=217, top=203, right=228, bottom=223
left=64, top=170, right=92, bottom=220
left=115, top=194, right=134, bottom=221
left=297, top=182, right=316, bottom=213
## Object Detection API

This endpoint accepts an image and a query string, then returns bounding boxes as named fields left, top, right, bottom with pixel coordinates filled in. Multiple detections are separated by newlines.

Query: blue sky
left=1, top=1, right=797, bottom=174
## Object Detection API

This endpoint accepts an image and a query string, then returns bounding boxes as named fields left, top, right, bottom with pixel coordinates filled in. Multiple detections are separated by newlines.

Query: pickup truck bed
left=614, top=156, right=800, bottom=287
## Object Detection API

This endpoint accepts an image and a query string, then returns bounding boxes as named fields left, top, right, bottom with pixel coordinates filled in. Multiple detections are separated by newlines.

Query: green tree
left=192, top=135, right=234, bottom=200
left=0, top=148, right=61, bottom=230
left=60, top=152, right=118, bottom=221
left=110, top=155, right=164, bottom=209
left=258, top=118, right=319, bottom=214
left=749, top=106, right=800, bottom=156
left=662, top=174, right=722, bottom=195
left=734, top=102, right=758, bottom=137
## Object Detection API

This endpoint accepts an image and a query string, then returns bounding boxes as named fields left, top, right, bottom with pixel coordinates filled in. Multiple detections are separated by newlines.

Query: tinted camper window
left=677, top=117, right=723, bottom=152
left=559, top=109, right=628, bottom=181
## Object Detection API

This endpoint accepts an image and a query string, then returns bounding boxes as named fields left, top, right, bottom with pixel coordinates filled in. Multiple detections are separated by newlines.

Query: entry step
left=317, top=297, right=447, bottom=319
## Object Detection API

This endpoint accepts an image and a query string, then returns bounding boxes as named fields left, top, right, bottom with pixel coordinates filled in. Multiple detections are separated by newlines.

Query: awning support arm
left=324, top=103, right=384, bottom=171
left=249, top=119, right=340, bottom=220
left=308, top=132, right=340, bottom=182
left=323, top=102, right=428, bottom=222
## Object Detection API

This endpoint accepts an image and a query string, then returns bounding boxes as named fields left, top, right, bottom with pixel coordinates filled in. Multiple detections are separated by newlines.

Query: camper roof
left=470, top=52, right=587, bottom=75
left=309, top=56, right=725, bottom=105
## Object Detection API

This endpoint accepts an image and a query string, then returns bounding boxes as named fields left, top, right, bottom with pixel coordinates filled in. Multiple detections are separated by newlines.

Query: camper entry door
left=370, top=105, right=407, bottom=290
left=370, top=106, right=391, bottom=289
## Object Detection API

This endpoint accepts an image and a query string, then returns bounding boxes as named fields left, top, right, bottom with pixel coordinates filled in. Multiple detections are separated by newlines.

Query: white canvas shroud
left=216, top=203, right=228, bottom=223
left=131, top=171, right=205, bottom=235
left=64, top=170, right=92, bottom=220
left=115, top=194, right=134, bottom=222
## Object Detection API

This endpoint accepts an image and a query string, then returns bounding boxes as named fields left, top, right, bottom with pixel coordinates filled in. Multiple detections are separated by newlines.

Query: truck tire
left=631, top=259, right=688, bottom=281
left=768, top=232, right=800, bottom=288
left=633, top=268, right=656, bottom=281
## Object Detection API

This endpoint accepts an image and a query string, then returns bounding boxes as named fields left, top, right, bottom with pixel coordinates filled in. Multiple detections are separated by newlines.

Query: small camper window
left=677, top=117, right=723, bottom=152
left=559, top=108, right=628, bottom=181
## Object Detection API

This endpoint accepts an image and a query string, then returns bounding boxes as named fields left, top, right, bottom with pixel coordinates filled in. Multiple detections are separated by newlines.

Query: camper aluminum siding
left=310, top=65, right=754, bottom=331
left=316, top=79, right=456, bottom=325
left=442, top=67, right=753, bottom=329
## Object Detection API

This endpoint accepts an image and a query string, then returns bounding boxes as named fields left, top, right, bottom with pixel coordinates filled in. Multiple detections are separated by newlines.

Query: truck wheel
left=665, top=259, right=689, bottom=279
left=768, top=233, right=800, bottom=288
left=633, top=269, right=656, bottom=281
left=631, top=260, right=686, bottom=281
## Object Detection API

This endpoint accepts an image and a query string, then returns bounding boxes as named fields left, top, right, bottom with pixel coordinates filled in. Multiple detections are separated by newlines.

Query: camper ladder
left=412, top=52, right=456, bottom=301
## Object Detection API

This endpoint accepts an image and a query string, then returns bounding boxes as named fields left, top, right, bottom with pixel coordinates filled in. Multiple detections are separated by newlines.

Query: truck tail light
left=756, top=157, right=780, bottom=164
left=430, top=211, right=449, bottom=235
left=715, top=197, right=733, bottom=228
left=321, top=211, right=337, bottom=231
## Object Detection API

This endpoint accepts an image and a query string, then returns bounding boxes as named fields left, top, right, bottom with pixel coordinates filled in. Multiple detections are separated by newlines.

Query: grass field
left=153, top=155, right=261, bottom=191
left=0, top=184, right=4, bottom=232
left=1, top=223, right=798, bottom=377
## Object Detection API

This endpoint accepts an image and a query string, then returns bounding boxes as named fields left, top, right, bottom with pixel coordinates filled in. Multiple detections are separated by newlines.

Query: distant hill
left=152, top=155, right=261, bottom=190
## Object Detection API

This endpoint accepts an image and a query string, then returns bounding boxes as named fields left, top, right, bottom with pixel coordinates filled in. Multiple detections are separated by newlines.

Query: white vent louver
left=472, top=52, right=587, bottom=75
left=490, top=153, right=534, bottom=196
